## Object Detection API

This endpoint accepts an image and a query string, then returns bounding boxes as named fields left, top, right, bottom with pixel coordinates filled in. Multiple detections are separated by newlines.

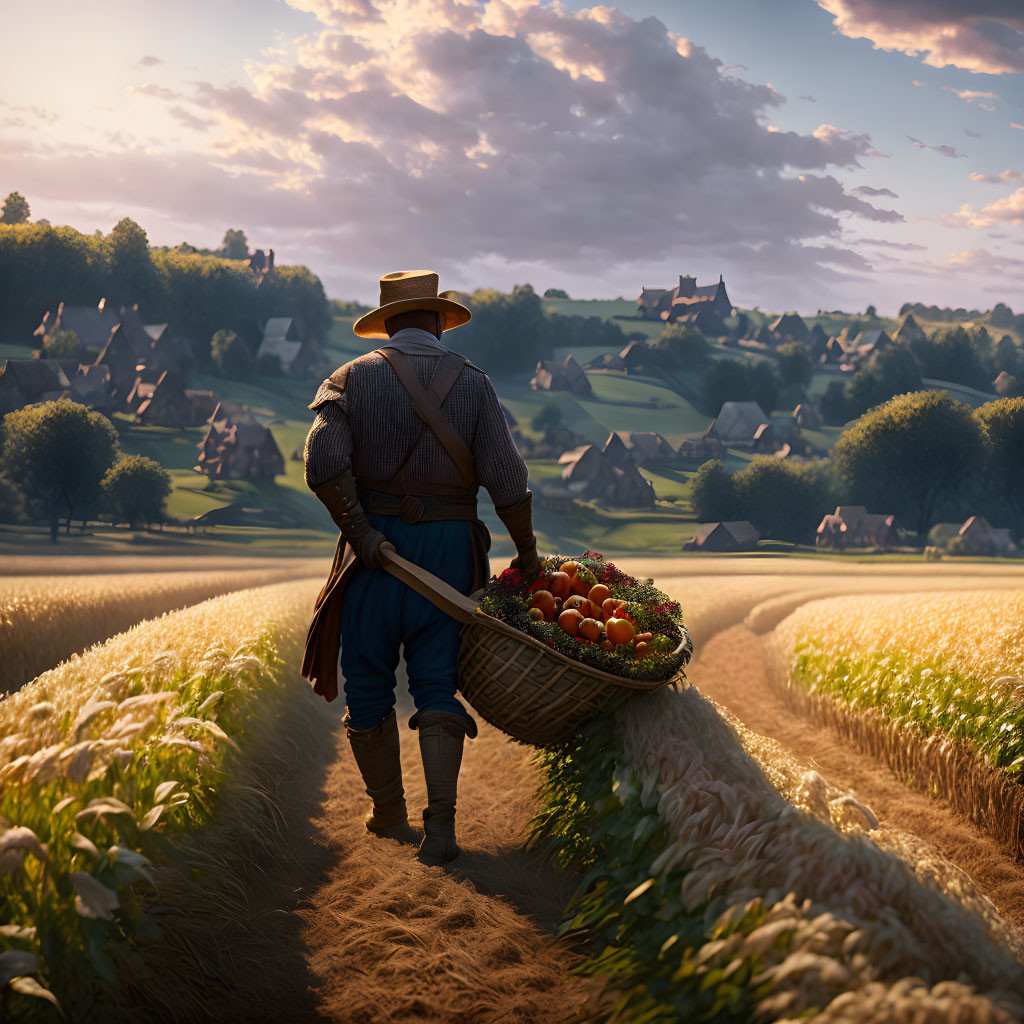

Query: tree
left=210, top=329, right=252, bottom=379
left=995, top=334, right=1020, bottom=377
left=776, top=342, right=813, bottom=392
left=530, top=402, right=563, bottom=433
left=865, top=304, right=877, bottom=319
left=40, top=328, right=82, bottom=359
left=1, top=397, right=120, bottom=541
left=731, top=458, right=835, bottom=543
left=101, top=454, right=172, bottom=529
left=748, top=361, right=781, bottom=413
left=976, top=398, right=1024, bottom=539
left=221, top=228, right=249, bottom=260
left=543, top=287, right=569, bottom=299
left=916, top=326, right=993, bottom=391
left=107, top=216, right=154, bottom=306
left=703, top=359, right=750, bottom=414
left=820, top=380, right=850, bottom=426
left=660, top=322, right=709, bottom=367
left=1, top=191, right=30, bottom=224
left=690, top=459, right=737, bottom=522
left=830, top=391, right=985, bottom=540
left=845, top=344, right=922, bottom=417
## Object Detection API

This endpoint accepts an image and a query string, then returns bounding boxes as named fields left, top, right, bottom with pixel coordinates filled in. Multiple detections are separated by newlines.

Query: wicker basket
left=383, top=549, right=692, bottom=747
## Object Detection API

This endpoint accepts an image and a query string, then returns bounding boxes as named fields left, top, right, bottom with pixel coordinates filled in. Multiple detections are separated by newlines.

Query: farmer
left=301, top=270, right=540, bottom=862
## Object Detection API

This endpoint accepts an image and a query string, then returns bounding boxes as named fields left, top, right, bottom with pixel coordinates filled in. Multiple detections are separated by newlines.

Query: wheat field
left=0, top=563, right=325, bottom=692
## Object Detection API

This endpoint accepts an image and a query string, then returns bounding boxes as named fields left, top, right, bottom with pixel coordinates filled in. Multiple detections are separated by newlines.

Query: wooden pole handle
left=381, top=547, right=482, bottom=625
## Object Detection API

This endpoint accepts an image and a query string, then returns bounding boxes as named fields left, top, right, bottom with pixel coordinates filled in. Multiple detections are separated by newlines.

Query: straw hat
left=353, top=270, right=472, bottom=339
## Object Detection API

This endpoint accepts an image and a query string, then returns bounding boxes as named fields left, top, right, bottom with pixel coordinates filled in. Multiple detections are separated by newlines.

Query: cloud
left=970, top=168, right=1024, bottom=183
left=941, top=187, right=1024, bottom=227
left=853, top=185, right=898, bottom=197
left=1012, top=122, right=1024, bottom=130
left=906, top=135, right=967, bottom=158
left=800, top=94, right=817, bottom=102
left=130, top=83, right=181, bottom=102
left=943, top=86, right=999, bottom=105
left=4, top=0, right=895, bottom=305
left=816, top=0, right=1024, bottom=74
left=139, top=55, right=164, bottom=67
left=856, top=237, right=926, bottom=251
left=945, top=248, right=1024, bottom=273
left=965, top=128, right=983, bottom=137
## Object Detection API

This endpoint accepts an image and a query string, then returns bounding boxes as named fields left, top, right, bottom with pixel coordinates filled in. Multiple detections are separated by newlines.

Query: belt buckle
left=399, top=495, right=425, bottom=523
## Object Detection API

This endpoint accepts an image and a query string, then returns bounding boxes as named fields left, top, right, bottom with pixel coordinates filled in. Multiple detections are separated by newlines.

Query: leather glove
left=313, top=470, right=395, bottom=568
left=496, top=491, right=541, bottom=581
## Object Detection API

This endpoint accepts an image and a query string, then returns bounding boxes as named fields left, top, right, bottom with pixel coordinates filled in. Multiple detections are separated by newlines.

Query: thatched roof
left=768, top=312, right=810, bottom=343
left=0, top=359, right=71, bottom=398
left=705, top=401, right=770, bottom=443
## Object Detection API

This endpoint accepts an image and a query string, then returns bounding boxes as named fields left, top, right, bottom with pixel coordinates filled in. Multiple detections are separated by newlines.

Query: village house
left=69, top=365, right=115, bottom=411
left=195, top=402, right=285, bottom=480
left=94, top=324, right=144, bottom=405
left=144, top=323, right=196, bottom=380
left=636, top=274, right=733, bottom=323
left=792, top=402, right=823, bottom=429
left=558, top=443, right=655, bottom=507
left=768, top=312, right=810, bottom=345
left=809, top=323, right=829, bottom=358
left=751, top=422, right=779, bottom=453
left=130, top=371, right=216, bottom=427
left=255, top=317, right=319, bottom=377
left=821, top=336, right=846, bottom=364
left=816, top=506, right=901, bottom=550
left=993, top=370, right=1018, bottom=396
left=603, top=430, right=675, bottom=468
left=849, top=329, right=893, bottom=364
left=530, top=354, right=592, bottom=396
left=34, top=299, right=120, bottom=353
left=677, top=436, right=726, bottom=461
left=0, top=359, right=71, bottom=414
left=704, top=401, right=772, bottom=446
left=683, top=521, right=760, bottom=552
left=894, top=312, right=927, bottom=347
left=955, top=515, right=1016, bottom=557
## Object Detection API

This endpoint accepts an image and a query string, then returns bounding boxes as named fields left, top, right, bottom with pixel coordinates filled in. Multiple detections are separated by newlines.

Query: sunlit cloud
left=816, top=0, right=1024, bottom=74
left=941, top=187, right=1024, bottom=228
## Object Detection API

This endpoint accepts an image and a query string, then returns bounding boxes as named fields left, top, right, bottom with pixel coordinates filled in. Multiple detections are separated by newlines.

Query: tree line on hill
left=443, top=284, right=627, bottom=372
left=819, top=326, right=1020, bottom=425
left=0, top=218, right=331, bottom=362
left=692, top=391, right=1024, bottom=545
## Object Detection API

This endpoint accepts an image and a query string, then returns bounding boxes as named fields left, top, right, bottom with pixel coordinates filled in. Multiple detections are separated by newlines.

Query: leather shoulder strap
left=377, top=348, right=477, bottom=487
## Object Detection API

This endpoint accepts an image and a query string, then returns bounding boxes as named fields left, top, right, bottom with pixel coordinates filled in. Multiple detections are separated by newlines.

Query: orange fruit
left=578, top=617, right=602, bottom=642
left=588, top=584, right=611, bottom=606
left=601, top=597, right=626, bottom=621
left=531, top=590, right=556, bottom=621
left=635, top=641, right=650, bottom=660
left=606, top=617, right=635, bottom=646
left=558, top=608, right=584, bottom=636
left=559, top=561, right=581, bottom=580
left=548, top=572, right=572, bottom=599
left=528, top=607, right=545, bottom=622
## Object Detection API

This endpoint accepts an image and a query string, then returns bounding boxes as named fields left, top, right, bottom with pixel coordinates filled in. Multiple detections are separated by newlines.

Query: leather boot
left=345, top=709, right=414, bottom=841
left=412, top=710, right=477, bottom=862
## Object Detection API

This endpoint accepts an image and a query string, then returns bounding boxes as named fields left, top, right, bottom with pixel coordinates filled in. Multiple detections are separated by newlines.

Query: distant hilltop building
left=636, top=274, right=733, bottom=324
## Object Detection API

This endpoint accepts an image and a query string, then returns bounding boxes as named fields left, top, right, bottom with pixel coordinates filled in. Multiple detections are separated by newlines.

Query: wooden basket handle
left=381, top=547, right=482, bottom=625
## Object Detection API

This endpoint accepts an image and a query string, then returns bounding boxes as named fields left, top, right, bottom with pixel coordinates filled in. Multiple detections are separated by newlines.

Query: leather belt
left=356, top=484, right=478, bottom=525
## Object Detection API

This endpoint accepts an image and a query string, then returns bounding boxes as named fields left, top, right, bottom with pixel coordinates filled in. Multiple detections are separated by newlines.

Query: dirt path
left=689, top=625, right=1024, bottom=935
left=295, top=703, right=595, bottom=1023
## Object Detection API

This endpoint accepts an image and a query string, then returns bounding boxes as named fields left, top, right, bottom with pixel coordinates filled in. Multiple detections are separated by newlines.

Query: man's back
left=304, top=328, right=527, bottom=509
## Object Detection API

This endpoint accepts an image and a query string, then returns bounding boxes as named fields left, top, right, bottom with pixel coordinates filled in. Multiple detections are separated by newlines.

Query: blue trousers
left=340, top=515, right=476, bottom=731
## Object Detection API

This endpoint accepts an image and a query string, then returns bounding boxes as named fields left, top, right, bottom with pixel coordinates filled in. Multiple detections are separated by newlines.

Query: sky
left=1, top=0, right=1022, bottom=315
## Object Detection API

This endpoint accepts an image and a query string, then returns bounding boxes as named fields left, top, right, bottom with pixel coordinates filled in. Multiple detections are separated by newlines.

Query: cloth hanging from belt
left=301, top=345, right=491, bottom=702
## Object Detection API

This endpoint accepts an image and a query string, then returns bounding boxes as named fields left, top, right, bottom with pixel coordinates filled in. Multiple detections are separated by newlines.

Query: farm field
left=0, top=560, right=325, bottom=692
left=2, top=556, right=1023, bottom=1020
